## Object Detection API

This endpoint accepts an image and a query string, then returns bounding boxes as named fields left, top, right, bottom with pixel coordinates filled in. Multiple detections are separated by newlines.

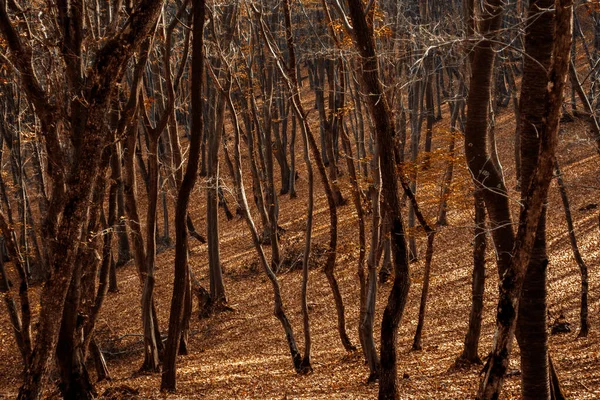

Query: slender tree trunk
left=264, top=1, right=354, bottom=352
left=161, top=1, right=205, bottom=390
left=298, top=80, right=315, bottom=373
left=224, top=64, right=303, bottom=375
left=341, top=121, right=367, bottom=360
left=0, top=247, right=29, bottom=364
left=362, top=142, right=381, bottom=381
left=345, top=2, right=412, bottom=398
left=289, top=113, right=298, bottom=198
left=263, top=76, right=282, bottom=272
left=458, top=191, right=486, bottom=364
left=206, top=95, right=227, bottom=305
left=140, top=136, right=161, bottom=373
left=412, top=231, right=435, bottom=351
left=554, top=160, right=589, bottom=337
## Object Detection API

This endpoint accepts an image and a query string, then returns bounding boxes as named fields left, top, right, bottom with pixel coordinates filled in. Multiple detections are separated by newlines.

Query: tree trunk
left=345, top=2, right=412, bottom=398
left=206, top=95, right=227, bottom=305
left=140, top=136, right=161, bottom=373
left=269, top=1, right=355, bottom=352
left=161, top=1, right=205, bottom=390
left=554, top=160, right=589, bottom=336
left=362, top=143, right=381, bottom=381
left=341, top=121, right=367, bottom=361
left=516, top=1, right=556, bottom=397
left=458, top=191, right=486, bottom=364
left=476, top=0, right=572, bottom=397
left=224, top=61, right=303, bottom=375
left=412, top=231, right=435, bottom=351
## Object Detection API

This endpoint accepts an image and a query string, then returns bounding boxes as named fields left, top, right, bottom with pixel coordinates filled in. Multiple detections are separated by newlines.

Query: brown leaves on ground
left=0, top=96, right=599, bottom=400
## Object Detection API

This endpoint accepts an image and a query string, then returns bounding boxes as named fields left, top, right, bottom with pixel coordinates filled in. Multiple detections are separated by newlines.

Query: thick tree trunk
left=464, top=0, right=514, bottom=279
left=516, top=2, right=555, bottom=397
left=57, top=152, right=109, bottom=400
left=476, top=0, right=571, bottom=397
left=0, top=3, right=165, bottom=394
left=57, top=266, right=96, bottom=400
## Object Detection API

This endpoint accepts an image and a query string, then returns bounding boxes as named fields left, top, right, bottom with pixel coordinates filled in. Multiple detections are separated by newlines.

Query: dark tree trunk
left=362, top=144, right=381, bottom=381
left=0, top=243, right=30, bottom=365
left=206, top=98, right=227, bottom=304
left=90, top=338, right=110, bottom=382
left=476, top=0, right=572, bottom=397
left=458, top=191, right=486, bottom=364
left=161, top=0, right=205, bottom=390
left=140, top=136, right=161, bottom=373
left=57, top=266, right=96, bottom=400
left=7, top=0, right=165, bottom=392
left=517, top=1, right=555, bottom=397
left=341, top=121, right=367, bottom=361
left=345, top=2, right=412, bottom=398
left=412, top=231, right=435, bottom=351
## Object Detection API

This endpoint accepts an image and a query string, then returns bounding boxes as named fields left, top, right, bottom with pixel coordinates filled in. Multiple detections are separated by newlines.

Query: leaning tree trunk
left=554, top=160, right=590, bottom=337
left=224, top=64, right=304, bottom=375
left=269, top=0, right=355, bottom=352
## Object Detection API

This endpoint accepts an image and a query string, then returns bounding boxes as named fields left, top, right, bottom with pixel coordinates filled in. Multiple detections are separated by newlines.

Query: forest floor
left=1, top=87, right=600, bottom=399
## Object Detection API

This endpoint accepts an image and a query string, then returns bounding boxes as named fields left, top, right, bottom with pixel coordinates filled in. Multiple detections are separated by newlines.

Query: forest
left=0, top=0, right=598, bottom=398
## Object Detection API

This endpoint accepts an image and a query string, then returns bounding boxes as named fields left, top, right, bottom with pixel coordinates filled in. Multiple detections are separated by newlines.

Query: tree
left=343, top=1, right=412, bottom=398
left=0, top=0, right=166, bottom=397
left=476, top=0, right=572, bottom=397
left=161, top=0, right=205, bottom=391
